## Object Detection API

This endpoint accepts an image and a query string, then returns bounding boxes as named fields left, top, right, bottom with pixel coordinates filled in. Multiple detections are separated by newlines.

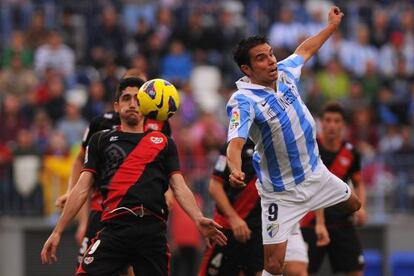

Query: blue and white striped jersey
left=227, top=54, right=320, bottom=192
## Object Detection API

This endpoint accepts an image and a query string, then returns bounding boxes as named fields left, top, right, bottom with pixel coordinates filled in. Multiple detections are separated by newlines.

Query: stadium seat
left=364, top=250, right=382, bottom=276
left=390, top=251, right=414, bottom=276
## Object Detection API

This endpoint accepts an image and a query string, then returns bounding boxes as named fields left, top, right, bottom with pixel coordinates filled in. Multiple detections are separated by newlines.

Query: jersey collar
left=235, top=76, right=276, bottom=93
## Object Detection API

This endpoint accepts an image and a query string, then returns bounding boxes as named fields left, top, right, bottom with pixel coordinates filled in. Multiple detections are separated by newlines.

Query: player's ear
left=114, top=101, right=120, bottom=112
left=241, top=64, right=251, bottom=76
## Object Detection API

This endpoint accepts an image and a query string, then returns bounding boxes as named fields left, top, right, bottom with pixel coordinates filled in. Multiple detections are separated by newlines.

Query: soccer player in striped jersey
left=301, top=102, right=367, bottom=276
left=226, top=6, right=361, bottom=276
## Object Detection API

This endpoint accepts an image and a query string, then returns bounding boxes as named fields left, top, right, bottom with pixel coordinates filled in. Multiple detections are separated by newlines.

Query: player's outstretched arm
left=227, top=138, right=246, bottom=187
left=169, top=173, right=227, bottom=247
left=294, top=6, right=344, bottom=63
left=41, top=171, right=94, bottom=264
left=55, top=149, right=85, bottom=209
left=209, top=178, right=251, bottom=242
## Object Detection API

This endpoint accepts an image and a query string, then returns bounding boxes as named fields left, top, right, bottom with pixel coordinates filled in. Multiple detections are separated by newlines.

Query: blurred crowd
left=1, top=0, right=414, bottom=230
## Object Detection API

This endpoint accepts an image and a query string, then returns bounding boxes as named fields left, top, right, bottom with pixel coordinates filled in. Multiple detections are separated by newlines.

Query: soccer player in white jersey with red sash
left=226, top=6, right=361, bottom=276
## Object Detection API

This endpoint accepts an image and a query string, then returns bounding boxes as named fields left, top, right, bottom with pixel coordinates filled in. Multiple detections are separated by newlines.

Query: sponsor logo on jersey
left=150, top=136, right=164, bottom=144
left=83, top=256, right=94, bottom=265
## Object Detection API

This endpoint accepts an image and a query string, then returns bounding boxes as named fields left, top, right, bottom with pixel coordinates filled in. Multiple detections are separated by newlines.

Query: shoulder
left=343, top=141, right=360, bottom=158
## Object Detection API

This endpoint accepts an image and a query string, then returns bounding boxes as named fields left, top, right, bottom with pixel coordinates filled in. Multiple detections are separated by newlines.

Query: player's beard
left=124, top=111, right=140, bottom=126
left=125, top=115, right=139, bottom=126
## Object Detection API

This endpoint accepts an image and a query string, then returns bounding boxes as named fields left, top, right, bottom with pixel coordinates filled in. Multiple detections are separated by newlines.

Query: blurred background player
left=41, top=73, right=226, bottom=275
left=301, top=102, right=367, bottom=276
left=200, top=139, right=308, bottom=276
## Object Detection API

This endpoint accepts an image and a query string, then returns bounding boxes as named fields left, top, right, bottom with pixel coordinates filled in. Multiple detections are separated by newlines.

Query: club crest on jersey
left=229, top=109, right=240, bottom=131
left=109, top=136, right=119, bottom=142
left=83, top=256, right=94, bottom=265
left=266, top=223, right=279, bottom=238
left=150, top=136, right=164, bottom=144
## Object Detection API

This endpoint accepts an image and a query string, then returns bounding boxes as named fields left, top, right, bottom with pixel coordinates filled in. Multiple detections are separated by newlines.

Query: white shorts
left=259, top=163, right=351, bottom=244
left=285, top=223, right=308, bottom=263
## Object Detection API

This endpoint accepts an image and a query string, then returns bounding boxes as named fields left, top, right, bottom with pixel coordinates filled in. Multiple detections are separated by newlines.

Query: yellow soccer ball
left=137, top=79, right=180, bottom=121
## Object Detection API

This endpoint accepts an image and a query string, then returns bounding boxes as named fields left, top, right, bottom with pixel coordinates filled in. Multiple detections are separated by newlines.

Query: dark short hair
left=321, top=102, right=346, bottom=121
left=233, top=35, right=268, bottom=68
left=114, top=77, right=145, bottom=102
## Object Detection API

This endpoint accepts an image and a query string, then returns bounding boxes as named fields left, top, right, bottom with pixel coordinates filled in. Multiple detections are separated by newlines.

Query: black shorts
left=302, top=225, right=364, bottom=274
left=77, top=215, right=169, bottom=276
left=78, top=211, right=103, bottom=265
left=199, top=228, right=263, bottom=276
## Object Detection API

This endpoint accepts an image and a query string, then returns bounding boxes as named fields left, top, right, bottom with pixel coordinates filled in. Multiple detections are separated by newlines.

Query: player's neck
left=322, top=137, right=341, bottom=152
left=120, top=122, right=144, bottom=133
left=249, top=77, right=276, bottom=91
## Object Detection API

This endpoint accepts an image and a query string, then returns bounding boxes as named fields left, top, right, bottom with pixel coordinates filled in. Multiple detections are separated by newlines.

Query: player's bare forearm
left=227, top=138, right=246, bottom=187
left=169, top=173, right=203, bottom=222
left=295, top=6, right=343, bottom=63
left=67, top=149, right=85, bottom=192
left=54, top=172, right=93, bottom=234
left=209, top=178, right=239, bottom=219
left=354, top=178, right=366, bottom=208
left=227, top=138, right=244, bottom=173
left=315, top=208, right=326, bottom=225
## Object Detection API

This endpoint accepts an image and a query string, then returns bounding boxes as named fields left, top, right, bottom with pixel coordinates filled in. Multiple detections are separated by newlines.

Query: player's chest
left=255, top=87, right=301, bottom=124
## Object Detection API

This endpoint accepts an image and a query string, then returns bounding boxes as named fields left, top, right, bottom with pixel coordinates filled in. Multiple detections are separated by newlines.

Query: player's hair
left=114, top=69, right=146, bottom=102
left=321, top=102, right=346, bottom=120
left=233, top=35, right=268, bottom=68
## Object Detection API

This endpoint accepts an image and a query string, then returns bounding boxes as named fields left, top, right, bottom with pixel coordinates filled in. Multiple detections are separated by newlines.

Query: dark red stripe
left=198, top=244, right=217, bottom=276
left=90, top=190, right=103, bottom=212
left=81, top=168, right=96, bottom=174
left=300, top=211, right=315, bottom=228
left=101, top=132, right=167, bottom=221
left=329, top=146, right=354, bottom=179
left=214, top=177, right=259, bottom=229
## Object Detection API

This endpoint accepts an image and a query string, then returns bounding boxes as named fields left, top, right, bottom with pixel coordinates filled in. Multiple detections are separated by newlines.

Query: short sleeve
left=81, top=116, right=100, bottom=149
left=226, top=94, right=255, bottom=142
left=83, top=132, right=101, bottom=173
left=212, top=143, right=230, bottom=182
left=277, top=54, right=305, bottom=83
left=165, top=137, right=181, bottom=175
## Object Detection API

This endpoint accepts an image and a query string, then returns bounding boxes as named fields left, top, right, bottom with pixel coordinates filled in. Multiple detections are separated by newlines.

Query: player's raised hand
left=229, top=169, right=246, bottom=188
left=328, top=6, right=344, bottom=29
left=315, top=224, right=330, bottom=247
left=40, top=232, right=61, bottom=264
left=196, top=217, right=228, bottom=247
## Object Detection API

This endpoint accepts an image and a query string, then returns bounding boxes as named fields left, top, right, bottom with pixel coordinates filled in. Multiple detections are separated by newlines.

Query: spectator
left=0, top=53, right=37, bottom=103
left=0, top=94, right=28, bottom=149
left=12, top=129, right=43, bottom=215
left=25, top=9, right=49, bottom=49
left=316, top=58, right=350, bottom=101
left=34, top=30, right=75, bottom=82
left=56, top=97, right=87, bottom=148
left=1, top=30, right=33, bottom=68
left=161, top=40, right=193, bottom=84
left=82, top=80, right=107, bottom=121
left=88, top=6, right=126, bottom=66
